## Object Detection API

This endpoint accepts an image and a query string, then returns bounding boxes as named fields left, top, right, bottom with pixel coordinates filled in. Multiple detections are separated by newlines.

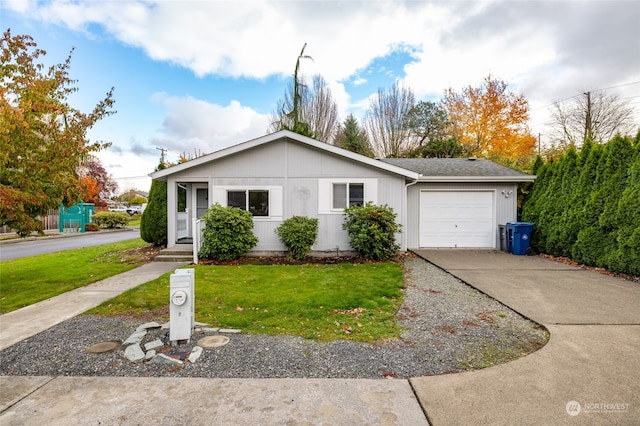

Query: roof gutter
left=418, top=175, right=536, bottom=183
left=401, top=176, right=420, bottom=252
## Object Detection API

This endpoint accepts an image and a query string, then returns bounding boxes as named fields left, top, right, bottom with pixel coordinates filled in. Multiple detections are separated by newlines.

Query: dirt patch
left=121, top=244, right=162, bottom=264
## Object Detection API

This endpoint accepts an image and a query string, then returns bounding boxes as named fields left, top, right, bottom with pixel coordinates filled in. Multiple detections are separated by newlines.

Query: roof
left=379, top=158, right=536, bottom=182
left=149, top=130, right=420, bottom=181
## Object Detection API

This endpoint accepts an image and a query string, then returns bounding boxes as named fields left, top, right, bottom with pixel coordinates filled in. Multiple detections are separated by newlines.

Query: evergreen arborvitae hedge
left=521, top=132, right=640, bottom=275
left=140, top=177, right=167, bottom=247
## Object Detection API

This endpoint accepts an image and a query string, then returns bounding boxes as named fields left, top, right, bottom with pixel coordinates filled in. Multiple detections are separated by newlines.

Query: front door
left=196, top=188, right=208, bottom=218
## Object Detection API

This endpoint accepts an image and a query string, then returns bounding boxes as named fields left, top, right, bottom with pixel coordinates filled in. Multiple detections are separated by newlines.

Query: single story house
left=149, top=130, right=535, bottom=254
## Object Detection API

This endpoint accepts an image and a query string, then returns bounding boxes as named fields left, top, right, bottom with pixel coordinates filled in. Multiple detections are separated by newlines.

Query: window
left=227, top=190, right=269, bottom=216
left=318, top=179, right=377, bottom=214
left=332, top=183, right=364, bottom=209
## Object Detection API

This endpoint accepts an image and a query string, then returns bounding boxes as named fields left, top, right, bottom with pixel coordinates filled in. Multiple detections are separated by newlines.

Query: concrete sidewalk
left=411, top=249, right=640, bottom=425
left=0, top=261, right=186, bottom=351
left=0, top=376, right=427, bottom=425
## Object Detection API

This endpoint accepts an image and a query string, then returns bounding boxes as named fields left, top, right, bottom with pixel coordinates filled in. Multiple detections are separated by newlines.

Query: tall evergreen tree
left=610, top=133, right=640, bottom=274
left=334, top=114, right=373, bottom=157
left=572, top=135, right=635, bottom=267
left=140, top=164, right=167, bottom=247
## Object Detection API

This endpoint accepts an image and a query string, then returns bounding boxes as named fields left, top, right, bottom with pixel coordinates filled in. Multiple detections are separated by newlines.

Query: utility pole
left=538, top=133, right=541, bottom=155
left=584, top=92, right=592, bottom=142
left=156, top=147, right=167, bottom=164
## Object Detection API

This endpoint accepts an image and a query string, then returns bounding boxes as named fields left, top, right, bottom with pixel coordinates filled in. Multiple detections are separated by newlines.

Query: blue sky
left=3, top=0, right=639, bottom=192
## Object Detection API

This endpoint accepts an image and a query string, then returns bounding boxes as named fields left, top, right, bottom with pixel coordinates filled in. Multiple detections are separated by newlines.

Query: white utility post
left=169, top=268, right=195, bottom=343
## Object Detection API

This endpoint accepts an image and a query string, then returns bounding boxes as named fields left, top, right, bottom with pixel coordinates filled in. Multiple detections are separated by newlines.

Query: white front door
left=419, top=191, right=495, bottom=248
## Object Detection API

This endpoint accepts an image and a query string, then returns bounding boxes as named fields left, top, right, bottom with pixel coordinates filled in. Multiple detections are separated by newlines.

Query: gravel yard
left=0, top=257, right=548, bottom=379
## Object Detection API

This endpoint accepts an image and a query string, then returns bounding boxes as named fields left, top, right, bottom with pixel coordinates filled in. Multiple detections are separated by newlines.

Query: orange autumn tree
left=1, top=30, right=115, bottom=236
left=78, top=157, right=117, bottom=206
left=442, top=76, right=536, bottom=169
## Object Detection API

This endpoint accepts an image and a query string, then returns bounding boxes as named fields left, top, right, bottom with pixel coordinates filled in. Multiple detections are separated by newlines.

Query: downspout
left=403, top=177, right=420, bottom=252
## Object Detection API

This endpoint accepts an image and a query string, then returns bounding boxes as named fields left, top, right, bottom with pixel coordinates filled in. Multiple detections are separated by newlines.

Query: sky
left=2, top=0, right=639, bottom=193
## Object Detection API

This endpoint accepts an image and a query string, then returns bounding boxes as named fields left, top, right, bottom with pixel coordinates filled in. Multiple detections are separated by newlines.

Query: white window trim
left=318, top=178, right=378, bottom=214
left=211, top=186, right=283, bottom=220
left=331, top=182, right=365, bottom=211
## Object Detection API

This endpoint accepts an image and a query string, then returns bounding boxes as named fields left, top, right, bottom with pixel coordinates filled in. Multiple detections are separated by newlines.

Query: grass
left=0, top=238, right=151, bottom=313
left=87, top=262, right=405, bottom=342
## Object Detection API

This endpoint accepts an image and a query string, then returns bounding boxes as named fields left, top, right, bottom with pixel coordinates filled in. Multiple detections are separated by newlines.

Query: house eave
left=418, top=175, right=536, bottom=183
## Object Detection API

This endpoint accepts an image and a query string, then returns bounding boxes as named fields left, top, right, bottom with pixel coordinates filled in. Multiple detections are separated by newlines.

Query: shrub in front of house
left=93, top=212, right=129, bottom=229
left=140, top=178, right=167, bottom=247
left=275, top=216, right=319, bottom=260
left=342, top=202, right=401, bottom=261
left=199, top=203, right=258, bottom=261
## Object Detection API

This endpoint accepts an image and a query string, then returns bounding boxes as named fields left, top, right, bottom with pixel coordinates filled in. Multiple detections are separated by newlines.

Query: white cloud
left=152, top=94, right=270, bottom=155
left=95, top=149, right=157, bottom=193
left=8, top=0, right=640, bottom=154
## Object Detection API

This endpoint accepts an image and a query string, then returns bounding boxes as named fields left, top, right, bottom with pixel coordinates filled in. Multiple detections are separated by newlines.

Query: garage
left=419, top=191, right=495, bottom=248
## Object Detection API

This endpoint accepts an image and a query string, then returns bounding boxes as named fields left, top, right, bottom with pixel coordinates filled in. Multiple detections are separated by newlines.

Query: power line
left=531, top=80, right=640, bottom=112
left=113, top=175, right=150, bottom=180
left=591, top=80, right=640, bottom=93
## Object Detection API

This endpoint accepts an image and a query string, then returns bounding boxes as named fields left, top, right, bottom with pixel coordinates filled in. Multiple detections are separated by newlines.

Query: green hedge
left=522, top=132, right=640, bottom=275
left=93, top=212, right=129, bottom=228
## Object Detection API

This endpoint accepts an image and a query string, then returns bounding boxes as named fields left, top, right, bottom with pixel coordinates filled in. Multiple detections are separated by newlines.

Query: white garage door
left=419, top=191, right=495, bottom=248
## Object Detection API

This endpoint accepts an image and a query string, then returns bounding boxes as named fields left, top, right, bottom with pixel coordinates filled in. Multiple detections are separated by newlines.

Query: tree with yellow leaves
left=442, top=76, right=536, bottom=169
left=1, top=30, right=115, bottom=236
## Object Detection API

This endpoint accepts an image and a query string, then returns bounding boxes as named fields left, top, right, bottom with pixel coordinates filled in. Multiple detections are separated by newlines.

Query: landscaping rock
left=144, top=350, right=156, bottom=361
left=150, top=353, right=183, bottom=366
left=188, top=346, right=203, bottom=363
left=136, top=321, right=161, bottom=332
left=122, top=330, right=147, bottom=346
left=124, top=344, right=145, bottom=363
left=218, top=328, right=241, bottom=334
left=144, top=339, right=164, bottom=351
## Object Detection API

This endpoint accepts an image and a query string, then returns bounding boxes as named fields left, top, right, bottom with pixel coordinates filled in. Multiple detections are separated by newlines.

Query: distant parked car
left=109, top=205, right=128, bottom=213
left=126, top=204, right=146, bottom=216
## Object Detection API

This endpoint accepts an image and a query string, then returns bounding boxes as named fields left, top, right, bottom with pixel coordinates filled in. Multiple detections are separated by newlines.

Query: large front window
left=227, top=190, right=269, bottom=216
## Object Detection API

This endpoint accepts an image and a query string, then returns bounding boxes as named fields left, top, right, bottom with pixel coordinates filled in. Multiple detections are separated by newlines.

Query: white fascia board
left=418, top=175, right=536, bottom=183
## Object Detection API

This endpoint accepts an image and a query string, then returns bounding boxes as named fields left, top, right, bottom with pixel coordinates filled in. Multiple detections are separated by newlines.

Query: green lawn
left=87, top=262, right=405, bottom=342
left=0, top=238, right=151, bottom=313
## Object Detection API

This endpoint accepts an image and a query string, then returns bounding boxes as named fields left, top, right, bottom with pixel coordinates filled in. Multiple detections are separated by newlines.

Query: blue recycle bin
left=507, top=222, right=534, bottom=255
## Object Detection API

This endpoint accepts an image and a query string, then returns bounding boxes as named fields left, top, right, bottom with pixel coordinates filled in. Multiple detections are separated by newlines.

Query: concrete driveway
left=411, top=249, right=640, bottom=425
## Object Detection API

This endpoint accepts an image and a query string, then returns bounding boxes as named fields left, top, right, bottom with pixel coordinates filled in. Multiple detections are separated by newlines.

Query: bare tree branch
left=365, top=82, right=415, bottom=158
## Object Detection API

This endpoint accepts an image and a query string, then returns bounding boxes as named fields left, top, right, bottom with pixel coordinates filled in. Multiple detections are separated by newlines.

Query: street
left=0, top=229, right=141, bottom=261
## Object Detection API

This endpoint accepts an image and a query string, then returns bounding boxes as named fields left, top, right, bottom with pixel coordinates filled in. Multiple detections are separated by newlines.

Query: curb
left=0, top=227, right=137, bottom=245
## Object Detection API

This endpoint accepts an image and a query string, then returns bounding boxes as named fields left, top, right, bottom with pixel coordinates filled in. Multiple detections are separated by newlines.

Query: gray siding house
left=149, top=130, right=535, bottom=254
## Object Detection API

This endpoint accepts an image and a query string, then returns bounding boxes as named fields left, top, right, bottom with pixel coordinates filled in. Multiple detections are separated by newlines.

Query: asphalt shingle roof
left=379, top=158, right=534, bottom=180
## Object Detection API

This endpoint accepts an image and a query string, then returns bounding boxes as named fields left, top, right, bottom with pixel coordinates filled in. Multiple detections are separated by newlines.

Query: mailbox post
left=169, top=268, right=195, bottom=343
